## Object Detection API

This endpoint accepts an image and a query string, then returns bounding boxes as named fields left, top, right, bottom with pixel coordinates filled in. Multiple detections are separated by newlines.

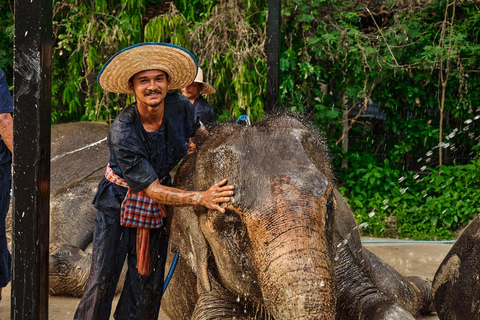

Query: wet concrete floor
left=0, top=238, right=452, bottom=319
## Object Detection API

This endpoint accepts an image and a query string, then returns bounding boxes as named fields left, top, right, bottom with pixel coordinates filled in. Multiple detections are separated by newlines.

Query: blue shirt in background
left=0, top=69, right=13, bottom=169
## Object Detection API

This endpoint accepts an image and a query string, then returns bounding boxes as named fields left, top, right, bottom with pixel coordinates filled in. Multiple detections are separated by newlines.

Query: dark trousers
left=0, top=178, right=11, bottom=288
left=74, top=210, right=168, bottom=320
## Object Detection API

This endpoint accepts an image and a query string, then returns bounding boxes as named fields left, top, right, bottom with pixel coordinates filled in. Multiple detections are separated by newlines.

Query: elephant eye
left=327, top=192, right=334, bottom=210
left=213, top=208, right=246, bottom=237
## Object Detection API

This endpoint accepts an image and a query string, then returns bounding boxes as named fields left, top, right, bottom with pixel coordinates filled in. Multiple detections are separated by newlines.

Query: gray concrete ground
left=0, top=238, right=452, bottom=319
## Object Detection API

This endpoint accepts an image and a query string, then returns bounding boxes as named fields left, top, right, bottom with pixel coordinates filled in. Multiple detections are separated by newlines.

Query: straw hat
left=97, top=42, right=198, bottom=94
left=193, top=68, right=217, bottom=95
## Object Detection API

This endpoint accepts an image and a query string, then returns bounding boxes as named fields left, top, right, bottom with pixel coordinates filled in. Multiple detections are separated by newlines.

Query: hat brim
left=98, top=42, right=198, bottom=94
left=198, top=81, right=217, bottom=95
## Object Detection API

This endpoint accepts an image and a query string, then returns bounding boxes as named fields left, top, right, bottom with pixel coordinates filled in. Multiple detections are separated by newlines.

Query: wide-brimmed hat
left=97, top=42, right=198, bottom=94
left=193, top=68, right=216, bottom=95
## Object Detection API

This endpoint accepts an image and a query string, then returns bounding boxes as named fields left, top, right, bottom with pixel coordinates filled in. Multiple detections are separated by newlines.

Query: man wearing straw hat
left=74, top=43, right=234, bottom=320
left=181, top=67, right=217, bottom=130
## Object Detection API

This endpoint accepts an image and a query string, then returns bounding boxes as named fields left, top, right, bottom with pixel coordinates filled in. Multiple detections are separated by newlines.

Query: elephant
left=160, top=115, right=433, bottom=320
left=432, top=214, right=480, bottom=320
left=7, top=121, right=111, bottom=297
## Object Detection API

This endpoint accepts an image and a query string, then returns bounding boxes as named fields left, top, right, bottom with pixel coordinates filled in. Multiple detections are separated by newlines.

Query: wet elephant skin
left=161, top=115, right=432, bottom=320
left=432, top=214, right=480, bottom=320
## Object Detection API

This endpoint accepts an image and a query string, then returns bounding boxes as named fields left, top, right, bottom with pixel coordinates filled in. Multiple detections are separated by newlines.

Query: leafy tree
left=3, top=0, right=480, bottom=239
left=145, top=0, right=268, bottom=121
left=51, top=0, right=146, bottom=123
left=0, top=0, right=14, bottom=81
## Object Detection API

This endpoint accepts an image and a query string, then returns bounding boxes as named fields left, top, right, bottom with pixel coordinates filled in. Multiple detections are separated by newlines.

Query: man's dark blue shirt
left=193, top=96, right=216, bottom=129
left=93, top=92, right=199, bottom=220
left=0, top=69, right=13, bottom=173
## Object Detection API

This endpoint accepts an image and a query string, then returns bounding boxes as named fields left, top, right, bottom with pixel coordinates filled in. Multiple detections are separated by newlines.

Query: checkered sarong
left=105, top=164, right=166, bottom=229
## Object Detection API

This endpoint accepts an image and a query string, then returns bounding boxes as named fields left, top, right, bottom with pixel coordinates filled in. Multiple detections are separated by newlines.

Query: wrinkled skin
left=432, top=214, right=480, bottom=320
left=7, top=122, right=112, bottom=297
left=161, top=115, right=432, bottom=320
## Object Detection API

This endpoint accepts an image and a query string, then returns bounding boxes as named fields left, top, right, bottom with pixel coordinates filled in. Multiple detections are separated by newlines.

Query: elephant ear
left=168, top=206, right=211, bottom=292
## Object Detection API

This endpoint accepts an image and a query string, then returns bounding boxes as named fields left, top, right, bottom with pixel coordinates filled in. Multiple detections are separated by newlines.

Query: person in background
left=0, top=69, right=13, bottom=302
left=181, top=67, right=217, bottom=130
left=74, top=43, right=234, bottom=320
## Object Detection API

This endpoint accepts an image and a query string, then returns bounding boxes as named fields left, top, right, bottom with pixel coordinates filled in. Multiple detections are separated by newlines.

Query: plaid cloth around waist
left=105, top=164, right=166, bottom=229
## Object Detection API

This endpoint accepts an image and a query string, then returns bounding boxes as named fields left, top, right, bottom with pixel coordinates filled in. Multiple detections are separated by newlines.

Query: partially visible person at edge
left=0, top=69, right=13, bottom=302
left=181, top=67, right=217, bottom=130
left=74, top=43, right=234, bottom=320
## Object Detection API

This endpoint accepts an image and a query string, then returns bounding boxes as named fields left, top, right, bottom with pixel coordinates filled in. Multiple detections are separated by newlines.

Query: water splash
left=51, top=137, right=107, bottom=162
left=357, top=111, right=480, bottom=238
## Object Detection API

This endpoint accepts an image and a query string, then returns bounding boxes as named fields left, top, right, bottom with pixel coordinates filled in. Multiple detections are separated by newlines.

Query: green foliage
left=2, top=0, right=480, bottom=240
left=144, top=1, right=268, bottom=122
left=51, top=0, right=144, bottom=123
left=338, top=155, right=480, bottom=240
left=0, top=0, right=14, bottom=79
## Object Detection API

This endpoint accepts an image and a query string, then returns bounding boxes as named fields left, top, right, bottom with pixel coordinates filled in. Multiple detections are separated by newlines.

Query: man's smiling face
left=131, top=70, right=169, bottom=109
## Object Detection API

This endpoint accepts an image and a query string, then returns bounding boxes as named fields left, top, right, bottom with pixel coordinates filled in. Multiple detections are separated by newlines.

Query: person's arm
left=144, top=178, right=234, bottom=213
left=0, top=113, right=13, bottom=153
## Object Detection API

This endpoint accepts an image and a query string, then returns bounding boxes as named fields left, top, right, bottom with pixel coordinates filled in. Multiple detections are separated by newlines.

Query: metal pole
left=13, top=0, right=52, bottom=318
left=265, top=0, right=281, bottom=113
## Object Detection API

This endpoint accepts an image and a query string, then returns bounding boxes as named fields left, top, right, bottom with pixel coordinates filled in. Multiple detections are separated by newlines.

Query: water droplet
left=368, top=211, right=375, bottom=218
left=358, top=222, right=369, bottom=229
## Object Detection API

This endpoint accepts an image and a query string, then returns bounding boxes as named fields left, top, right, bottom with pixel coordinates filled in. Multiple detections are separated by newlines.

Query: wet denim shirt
left=93, top=92, right=199, bottom=220
left=193, top=96, right=216, bottom=128
left=0, top=69, right=13, bottom=179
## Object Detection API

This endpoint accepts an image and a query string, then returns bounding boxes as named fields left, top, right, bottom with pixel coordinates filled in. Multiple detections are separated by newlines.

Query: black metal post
left=13, top=0, right=52, bottom=318
left=265, top=0, right=281, bottom=113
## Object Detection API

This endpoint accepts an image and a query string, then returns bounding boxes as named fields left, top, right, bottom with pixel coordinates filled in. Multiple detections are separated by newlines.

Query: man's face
left=181, top=82, right=201, bottom=102
left=131, top=70, right=169, bottom=109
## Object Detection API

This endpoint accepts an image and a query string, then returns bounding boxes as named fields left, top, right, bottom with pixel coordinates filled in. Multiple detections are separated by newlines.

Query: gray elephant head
left=166, top=115, right=337, bottom=319
left=162, top=115, right=433, bottom=320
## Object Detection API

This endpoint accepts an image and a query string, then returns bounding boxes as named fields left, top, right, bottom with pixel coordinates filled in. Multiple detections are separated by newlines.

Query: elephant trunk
left=246, top=183, right=336, bottom=320
left=261, top=231, right=335, bottom=319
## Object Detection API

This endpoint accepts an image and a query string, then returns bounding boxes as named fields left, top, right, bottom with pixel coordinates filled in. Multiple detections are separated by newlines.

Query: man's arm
left=144, top=178, right=234, bottom=213
left=0, top=113, right=13, bottom=153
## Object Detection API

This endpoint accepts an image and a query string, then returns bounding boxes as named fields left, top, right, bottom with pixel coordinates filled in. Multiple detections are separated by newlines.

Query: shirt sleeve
left=0, top=70, right=13, bottom=114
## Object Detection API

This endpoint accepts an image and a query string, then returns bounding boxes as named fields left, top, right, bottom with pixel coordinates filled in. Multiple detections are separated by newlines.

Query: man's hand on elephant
left=145, top=178, right=234, bottom=211
left=200, top=179, right=234, bottom=213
